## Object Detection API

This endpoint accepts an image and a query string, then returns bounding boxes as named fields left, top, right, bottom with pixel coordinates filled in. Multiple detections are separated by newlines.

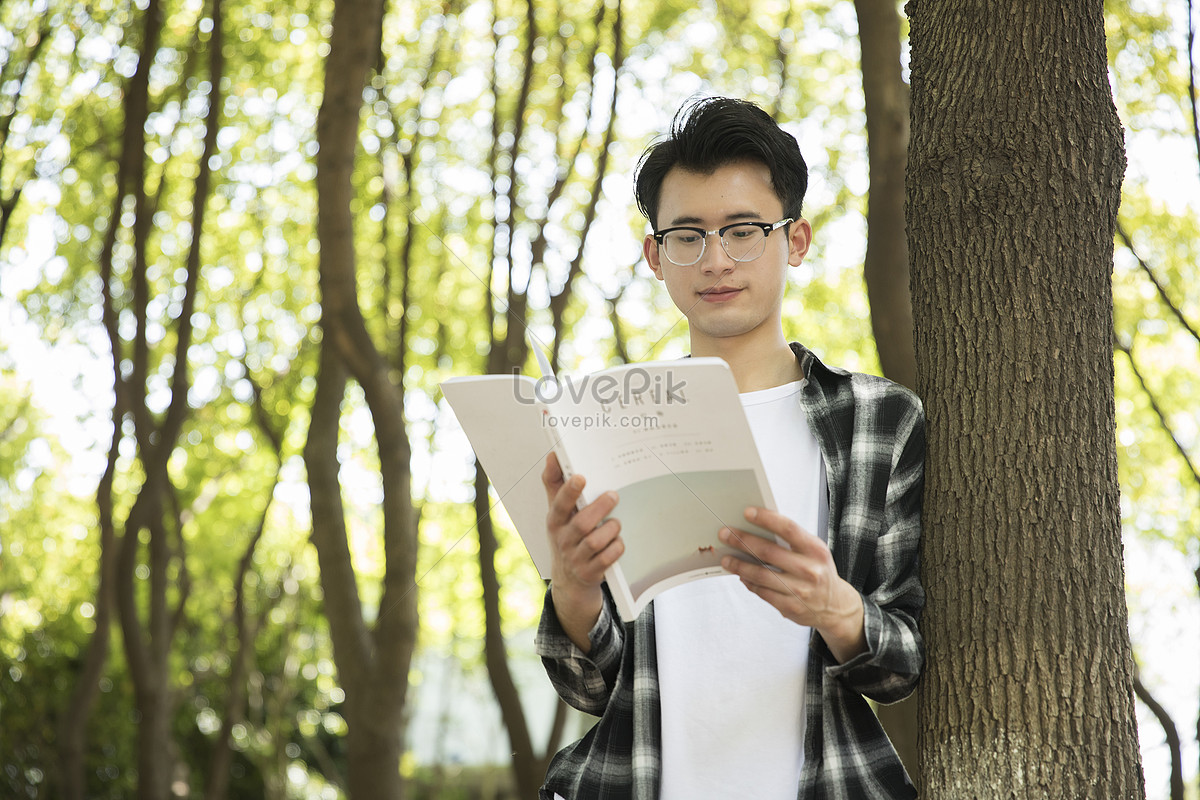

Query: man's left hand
left=719, top=506, right=868, bottom=664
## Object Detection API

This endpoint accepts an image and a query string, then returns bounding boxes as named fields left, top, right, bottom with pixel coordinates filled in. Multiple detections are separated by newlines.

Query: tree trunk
left=58, top=0, right=166, bottom=791
left=853, top=0, right=919, bottom=780
left=309, top=0, right=416, bottom=795
left=907, top=2, right=1143, bottom=798
left=476, top=463, right=544, bottom=796
left=855, top=0, right=916, bottom=394
left=1131, top=674, right=1184, bottom=800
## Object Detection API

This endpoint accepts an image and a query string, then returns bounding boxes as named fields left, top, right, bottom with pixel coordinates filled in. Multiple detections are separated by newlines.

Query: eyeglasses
left=652, top=218, right=794, bottom=267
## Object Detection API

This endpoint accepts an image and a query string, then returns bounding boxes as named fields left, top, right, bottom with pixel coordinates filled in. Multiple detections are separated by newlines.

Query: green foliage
left=0, top=620, right=140, bottom=799
left=1113, top=192, right=1200, bottom=554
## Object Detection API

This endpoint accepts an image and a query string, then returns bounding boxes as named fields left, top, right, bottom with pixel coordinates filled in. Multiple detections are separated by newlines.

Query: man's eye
left=728, top=227, right=757, bottom=239
left=674, top=234, right=701, bottom=244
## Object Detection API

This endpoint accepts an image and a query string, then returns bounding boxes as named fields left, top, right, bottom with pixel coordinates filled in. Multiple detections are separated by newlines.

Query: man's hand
left=543, top=452, right=623, bottom=653
left=719, top=506, right=867, bottom=664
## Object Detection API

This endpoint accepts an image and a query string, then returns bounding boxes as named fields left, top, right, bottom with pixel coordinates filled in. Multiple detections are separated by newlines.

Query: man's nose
left=699, top=234, right=736, bottom=274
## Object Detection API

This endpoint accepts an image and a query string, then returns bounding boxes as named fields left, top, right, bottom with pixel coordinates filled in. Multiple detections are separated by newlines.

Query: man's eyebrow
left=665, top=211, right=766, bottom=227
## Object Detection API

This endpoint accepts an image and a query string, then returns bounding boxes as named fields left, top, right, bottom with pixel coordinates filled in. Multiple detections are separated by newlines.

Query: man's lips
left=700, top=286, right=742, bottom=302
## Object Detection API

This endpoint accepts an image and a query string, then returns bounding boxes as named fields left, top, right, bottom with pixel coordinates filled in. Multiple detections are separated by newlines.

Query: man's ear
left=644, top=234, right=665, bottom=280
left=788, top=219, right=813, bottom=266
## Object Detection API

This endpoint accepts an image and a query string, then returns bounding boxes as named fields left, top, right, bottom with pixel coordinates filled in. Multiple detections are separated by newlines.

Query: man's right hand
left=543, top=452, right=623, bottom=653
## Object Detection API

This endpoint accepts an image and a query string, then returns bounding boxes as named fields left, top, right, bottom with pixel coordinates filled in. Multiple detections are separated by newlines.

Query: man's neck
left=690, top=330, right=803, bottom=393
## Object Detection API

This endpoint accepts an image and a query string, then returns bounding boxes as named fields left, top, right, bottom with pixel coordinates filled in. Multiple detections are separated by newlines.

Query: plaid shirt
left=535, top=343, right=925, bottom=800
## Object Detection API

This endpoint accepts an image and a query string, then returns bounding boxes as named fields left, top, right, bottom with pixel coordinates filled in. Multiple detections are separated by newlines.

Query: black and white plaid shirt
left=535, top=343, right=925, bottom=800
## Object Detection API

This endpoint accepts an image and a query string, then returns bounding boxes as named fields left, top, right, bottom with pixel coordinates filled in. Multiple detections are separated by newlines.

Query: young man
left=535, top=97, right=925, bottom=799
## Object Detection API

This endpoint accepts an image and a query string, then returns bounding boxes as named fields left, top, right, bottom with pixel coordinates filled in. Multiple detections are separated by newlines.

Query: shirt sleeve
left=820, top=396, right=926, bottom=704
left=534, top=585, right=627, bottom=715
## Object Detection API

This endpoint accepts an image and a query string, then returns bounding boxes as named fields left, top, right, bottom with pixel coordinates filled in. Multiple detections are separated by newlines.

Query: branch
left=1132, top=671, right=1185, bottom=800
left=110, top=0, right=166, bottom=722
left=494, top=0, right=539, bottom=374
left=0, top=18, right=52, bottom=175
left=1116, top=221, right=1200, bottom=347
left=539, top=0, right=607, bottom=221
left=0, top=16, right=49, bottom=251
left=389, top=0, right=451, bottom=376
left=545, top=697, right=570, bottom=760
left=1187, top=0, right=1200, bottom=178
left=1113, top=329, right=1200, bottom=489
left=167, top=486, right=191, bottom=643
left=608, top=293, right=630, bottom=365
left=161, top=0, right=224, bottom=454
left=548, top=0, right=625, bottom=370
left=204, top=462, right=280, bottom=800
left=0, top=183, right=22, bottom=251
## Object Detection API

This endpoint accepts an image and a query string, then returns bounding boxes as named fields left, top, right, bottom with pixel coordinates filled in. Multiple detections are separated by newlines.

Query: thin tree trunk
left=476, top=462, right=544, bottom=795
left=1132, top=673, right=1184, bottom=800
left=855, top=0, right=916, bottom=393
left=548, top=0, right=623, bottom=370
left=57, top=29, right=144, bottom=786
left=61, top=0, right=173, bottom=795
left=309, top=0, right=416, bottom=794
left=473, top=6, right=541, bottom=794
left=853, top=0, right=919, bottom=780
left=57, top=444, right=118, bottom=800
left=472, top=3, right=624, bottom=794
left=907, top=2, right=1143, bottom=797
left=1186, top=0, right=1199, bottom=177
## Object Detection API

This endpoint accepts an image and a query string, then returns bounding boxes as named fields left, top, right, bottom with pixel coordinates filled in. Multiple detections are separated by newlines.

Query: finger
left=566, top=491, right=620, bottom=538
left=743, top=506, right=824, bottom=555
left=723, top=556, right=817, bottom=618
left=721, top=527, right=829, bottom=590
left=723, top=554, right=792, bottom=590
left=719, top=526, right=792, bottom=567
left=542, top=452, right=565, bottom=504
left=573, top=519, right=624, bottom=575
left=741, top=580, right=815, bottom=624
left=547, top=472, right=587, bottom=526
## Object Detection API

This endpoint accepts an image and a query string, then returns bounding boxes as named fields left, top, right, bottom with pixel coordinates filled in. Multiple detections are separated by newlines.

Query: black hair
left=633, top=96, right=809, bottom=229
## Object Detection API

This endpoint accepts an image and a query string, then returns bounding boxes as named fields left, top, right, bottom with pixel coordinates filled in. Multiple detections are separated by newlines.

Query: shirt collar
left=789, top=341, right=852, bottom=383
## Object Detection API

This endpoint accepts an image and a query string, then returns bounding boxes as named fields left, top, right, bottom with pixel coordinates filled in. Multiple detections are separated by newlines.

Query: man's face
left=643, top=160, right=811, bottom=348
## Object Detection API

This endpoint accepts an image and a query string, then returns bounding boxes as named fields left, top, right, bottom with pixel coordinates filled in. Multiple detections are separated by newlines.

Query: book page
left=546, top=359, right=772, bottom=498
left=440, top=374, right=555, bottom=577
left=545, top=359, right=778, bottom=618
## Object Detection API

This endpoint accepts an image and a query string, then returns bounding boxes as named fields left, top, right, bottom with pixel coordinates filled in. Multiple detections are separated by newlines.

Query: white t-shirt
left=655, top=379, right=828, bottom=800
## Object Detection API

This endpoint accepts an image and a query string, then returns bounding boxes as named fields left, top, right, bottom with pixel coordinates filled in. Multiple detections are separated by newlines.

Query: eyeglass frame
left=651, top=218, right=795, bottom=267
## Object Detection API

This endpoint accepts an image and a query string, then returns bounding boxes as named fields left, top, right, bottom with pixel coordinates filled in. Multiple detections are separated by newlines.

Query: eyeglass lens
left=662, top=224, right=768, bottom=266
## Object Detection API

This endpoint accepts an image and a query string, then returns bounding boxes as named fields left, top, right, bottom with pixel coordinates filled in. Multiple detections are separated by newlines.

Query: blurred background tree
left=0, top=0, right=1195, bottom=797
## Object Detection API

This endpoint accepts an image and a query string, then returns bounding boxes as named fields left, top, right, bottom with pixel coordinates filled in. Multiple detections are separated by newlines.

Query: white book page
left=440, top=374, right=555, bottom=577
left=547, top=359, right=778, bottom=619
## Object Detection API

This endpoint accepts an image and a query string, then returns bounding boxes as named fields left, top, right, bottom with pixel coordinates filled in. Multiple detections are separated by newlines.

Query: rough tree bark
left=907, top=2, right=1144, bottom=797
left=306, top=0, right=419, bottom=795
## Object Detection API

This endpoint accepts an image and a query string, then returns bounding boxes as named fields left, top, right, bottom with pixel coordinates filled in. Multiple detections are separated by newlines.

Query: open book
left=440, top=346, right=778, bottom=620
